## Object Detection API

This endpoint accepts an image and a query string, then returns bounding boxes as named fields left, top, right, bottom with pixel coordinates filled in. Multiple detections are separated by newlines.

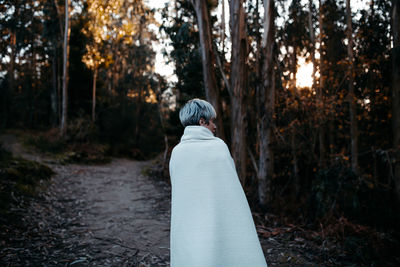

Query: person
left=169, top=98, right=268, bottom=267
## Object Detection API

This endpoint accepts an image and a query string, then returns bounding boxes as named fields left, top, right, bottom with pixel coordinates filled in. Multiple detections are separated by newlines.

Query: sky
left=145, top=0, right=176, bottom=82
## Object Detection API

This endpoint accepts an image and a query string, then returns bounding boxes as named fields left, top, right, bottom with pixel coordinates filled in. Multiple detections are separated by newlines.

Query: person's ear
left=199, top=117, right=205, bottom=125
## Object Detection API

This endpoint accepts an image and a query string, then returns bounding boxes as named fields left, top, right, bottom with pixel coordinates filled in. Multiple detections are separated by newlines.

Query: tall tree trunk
left=291, top=127, right=299, bottom=197
left=92, top=65, right=98, bottom=122
left=134, top=21, right=145, bottom=147
left=53, top=0, right=63, bottom=124
left=61, top=0, right=70, bottom=136
left=291, top=43, right=297, bottom=91
left=155, top=84, right=169, bottom=173
left=190, top=0, right=226, bottom=142
left=134, top=87, right=143, bottom=146
left=3, top=30, right=16, bottom=129
left=308, top=0, right=316, bottom=88
left=392, top=0, right=400, bottom=200
left=318, top=0, right=326, bottom=167
left=51, top=47, right=58, bottom=126
left=346, top=0, right=359, bottom=175
left=257, top=0, right=275, bottom=206
left=8, top=28, right=16, bottom=95
left=230, top=0, right=248, bottom=186
left=221, top=0, right=226, bottom=54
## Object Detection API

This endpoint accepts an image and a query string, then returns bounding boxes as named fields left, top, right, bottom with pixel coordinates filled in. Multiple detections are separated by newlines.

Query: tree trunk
left=392, top=0, right=400, bottom=200
left=51, top=47, right=58, bottom=126
left=308, top=0, right=316, bottom=88
left=346, top=0, right=359, bottom=175
left=61, top=0, right=70, bottom=136
left=291, top=43, right=297, bottom=91
left=155, top=84, right=169, bottom=173
left=221, top=0, right=226, bottom=54
left=291, top=127, right=300, bottom=197
left=230, top=0, right=248, bottom=186
left=92, top=65, right=97, bottom=122
left=190, top=0, right=226, bottom=142
left=257, top=0, right=275, bottom=206
left=3, top=30, right=16, bottom=129
left=318, top=0, right=326, bottom=167
left=134, top=87, right=143, bottom=146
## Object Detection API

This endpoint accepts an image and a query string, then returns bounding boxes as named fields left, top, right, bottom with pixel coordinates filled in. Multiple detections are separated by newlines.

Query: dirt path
left=48, top=159, right=171, bottom=265
left=1, top=135, right=171, bottom=266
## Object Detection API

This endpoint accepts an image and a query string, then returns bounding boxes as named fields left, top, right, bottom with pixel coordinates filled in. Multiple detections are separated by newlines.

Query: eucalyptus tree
left=257, top=0, right=276, bottom=206
left=189, top=0, right=226, bottom=141
left=0, top=0, right=55, bottom=128
left=229, top=0, right=248, bottom=185
left=355, top=0, right=391, bottom=180
left=346, top=0, right=359, bottom=175
left=61, top=0, right=70, bottom=135
left=82, top=0, right=156, bottom=144
left=391, top=0, right=400, bottom=199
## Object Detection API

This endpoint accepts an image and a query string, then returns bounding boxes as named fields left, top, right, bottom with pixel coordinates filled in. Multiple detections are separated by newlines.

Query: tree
left=346, top=0, right=359, bottom=175
left=230, top=0, right=248, bottom=185
left=257, top=0, right=275, bottom=206
left=82, top=0, right=104, bottom=122
left=61, top=0, right=70, bottom=135
left=308, top=0, right=316, bottom=89
left=318, top=0, right=327, bottom=167
left=392, top=0, right=400, bottom=200
left=190, top=0, right=226, bottom=141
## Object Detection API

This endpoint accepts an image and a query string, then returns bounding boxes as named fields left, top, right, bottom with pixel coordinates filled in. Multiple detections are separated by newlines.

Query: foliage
left=160, top=0, right=205, bottom=105
left=97, top=97, right=164, bottom=159
left=23, top=129, right=67, bottom=154
left=0, top=143, right=54, bottom=214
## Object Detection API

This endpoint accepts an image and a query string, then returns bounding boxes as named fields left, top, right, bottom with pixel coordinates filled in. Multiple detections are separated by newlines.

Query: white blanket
left=169, top=126, right=268, bottom=267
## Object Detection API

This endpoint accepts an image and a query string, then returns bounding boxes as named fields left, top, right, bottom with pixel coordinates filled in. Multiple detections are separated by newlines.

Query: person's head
left=179, top=98, right=217, bottom=135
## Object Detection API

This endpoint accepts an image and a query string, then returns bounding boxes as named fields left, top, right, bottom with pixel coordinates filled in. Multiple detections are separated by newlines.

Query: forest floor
left=0, top=132, right=392, bottom=266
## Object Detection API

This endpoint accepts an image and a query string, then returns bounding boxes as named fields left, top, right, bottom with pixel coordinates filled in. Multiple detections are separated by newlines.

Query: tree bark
left=190, top=0, right=226, bottom=142
left=392, top=0, right=400, bottom=200
left=92, top=65, right=98, bottom=122
left=291, top=127, right=299, bottom=197
left=230, top=0, right=248, bottom=186
left=292, top=48, right=297, bottom=89
left=318, top=0, right=326, bottom=167
left=61, top=0, right=70, bottom=136
left=257, top=0, right=275, bottom=206
left=346, top=0, right=359, bottom=175
left=308, top=0, right=316, bottom=88
left=221, top=0, right=226, bottom=54
left=51, top=47, right=59, bottom=126
left=3, top=30, right=16, bottom=128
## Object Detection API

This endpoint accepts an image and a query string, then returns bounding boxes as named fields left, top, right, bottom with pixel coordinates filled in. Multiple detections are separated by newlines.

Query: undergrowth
left=0, top=142, right=54, bottom=216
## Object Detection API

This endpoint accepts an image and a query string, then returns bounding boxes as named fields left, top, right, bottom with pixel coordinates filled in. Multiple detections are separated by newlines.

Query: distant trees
left=0, top=0, right=398, bottom=224
left=162, top=0, right=396, bottom=219
left=0, top=0, right=60, bottom=128
left=0, top=0, right=165, bottom=157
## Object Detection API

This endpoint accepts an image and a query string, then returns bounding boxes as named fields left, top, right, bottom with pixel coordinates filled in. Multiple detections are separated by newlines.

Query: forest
left=0, top=0, right=399, bottom=265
